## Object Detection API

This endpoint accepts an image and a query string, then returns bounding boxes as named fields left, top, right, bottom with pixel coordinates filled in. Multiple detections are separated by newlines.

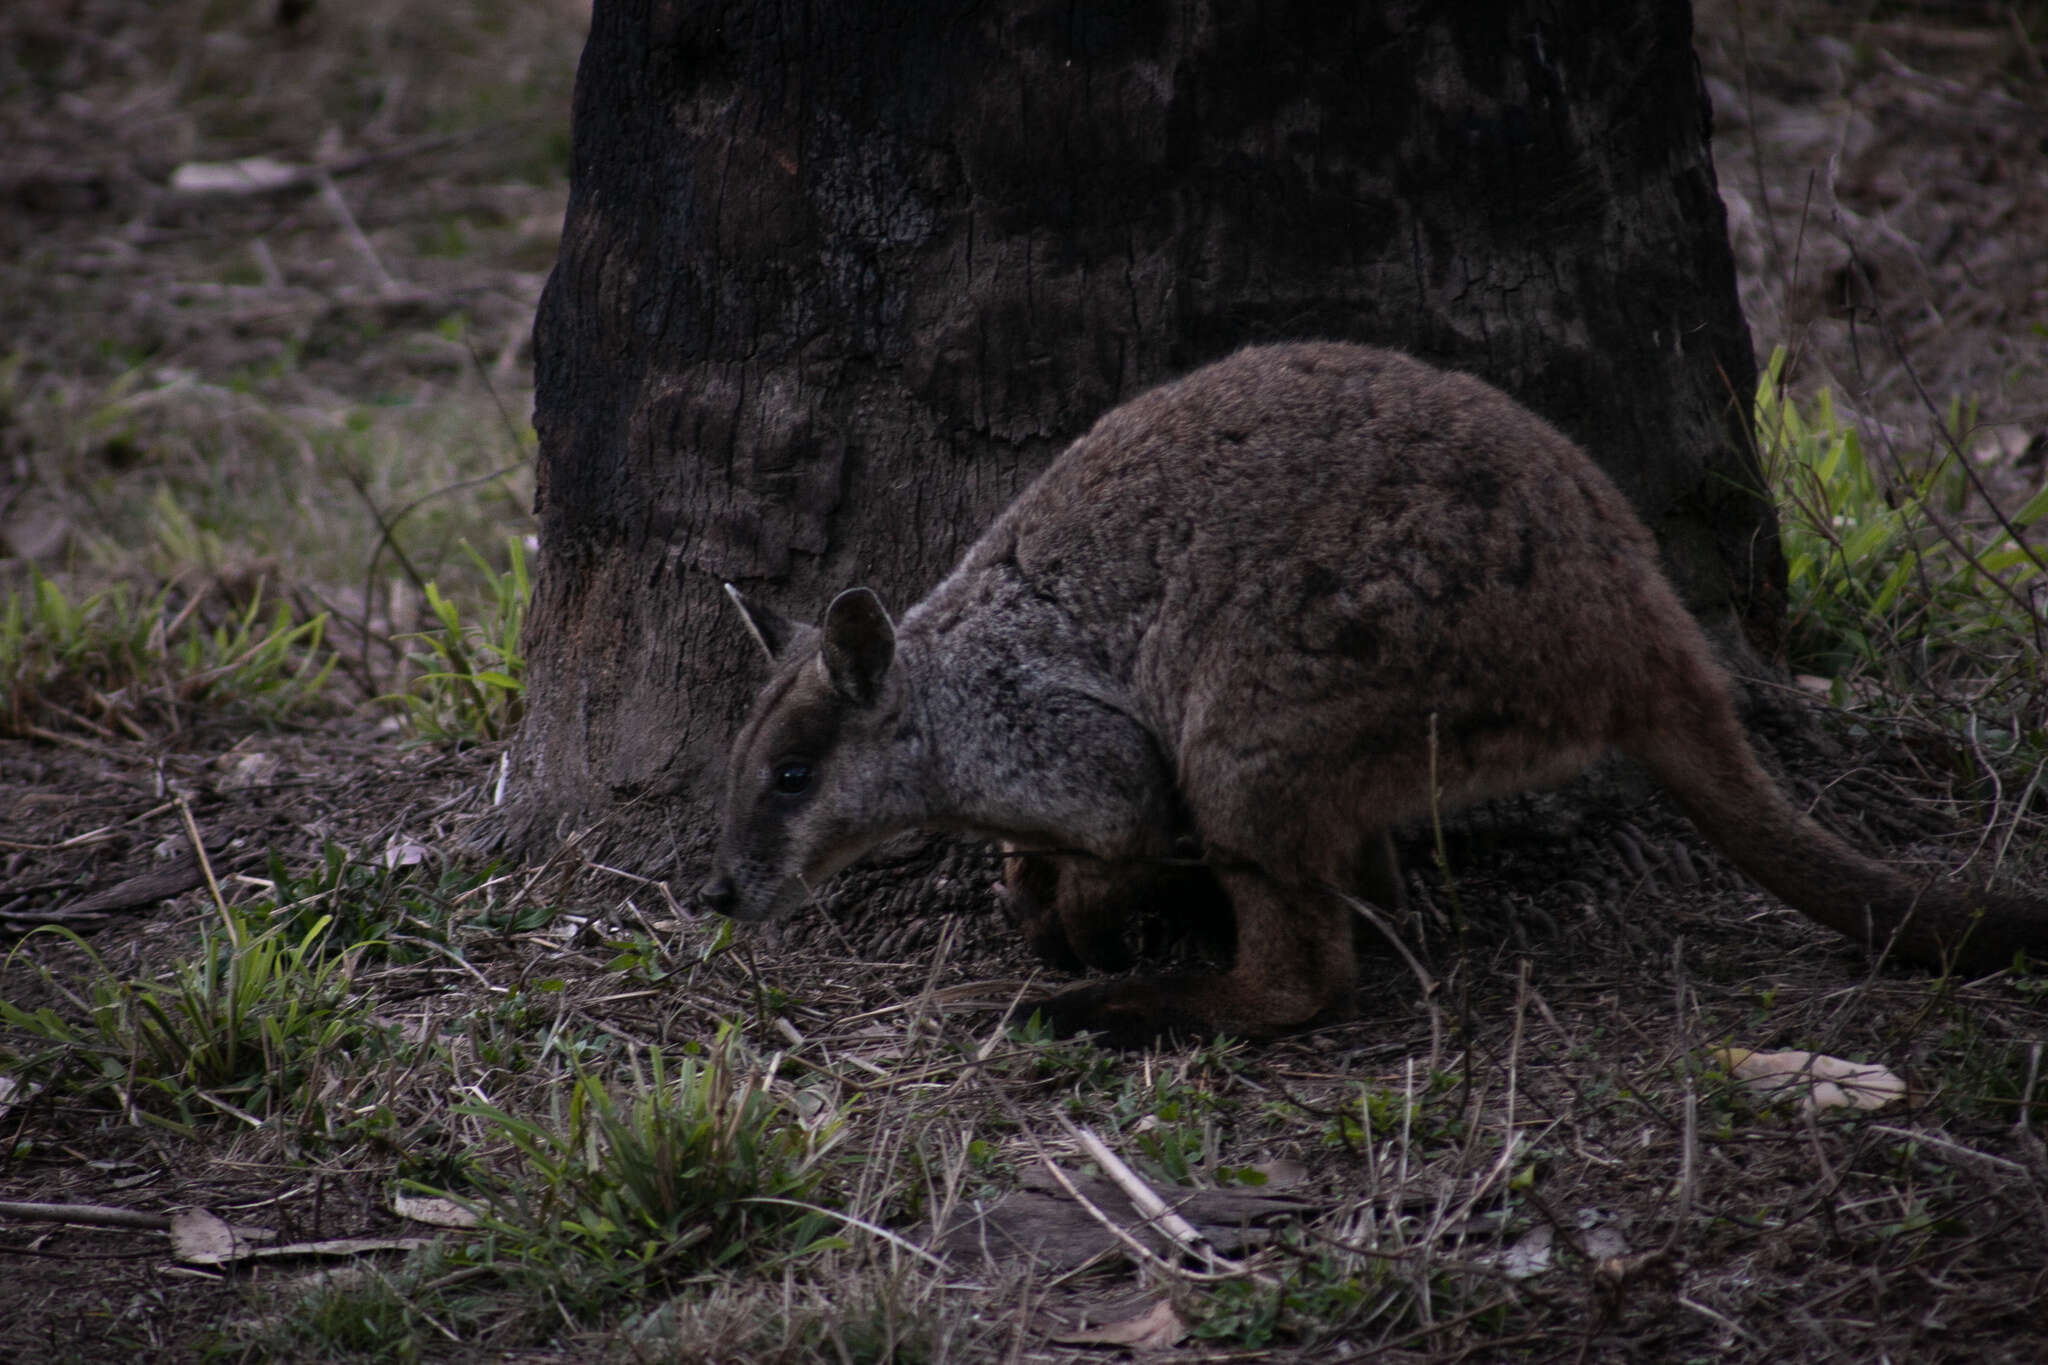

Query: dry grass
left=1, top=0, right=564, bottom=712
left=3, top=1, right=2048, bottom=1361
left=13, top=812, right=2045, bottom=1360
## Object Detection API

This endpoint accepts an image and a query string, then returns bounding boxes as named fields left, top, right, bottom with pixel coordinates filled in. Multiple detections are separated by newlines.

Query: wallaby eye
left=772, top=762, right=814, bottom=795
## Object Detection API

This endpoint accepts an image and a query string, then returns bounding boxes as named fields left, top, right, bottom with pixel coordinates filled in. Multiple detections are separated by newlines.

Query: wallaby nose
left=698, top=875, right=736, bottom=916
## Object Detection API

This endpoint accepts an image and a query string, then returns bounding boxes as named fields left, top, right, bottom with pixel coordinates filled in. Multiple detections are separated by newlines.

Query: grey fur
left=709, top=343, right=2048, bottom=1046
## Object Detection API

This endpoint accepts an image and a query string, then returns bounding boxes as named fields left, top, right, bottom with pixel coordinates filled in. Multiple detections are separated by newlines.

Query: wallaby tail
left=1624, top=676, right=2048, bottom=976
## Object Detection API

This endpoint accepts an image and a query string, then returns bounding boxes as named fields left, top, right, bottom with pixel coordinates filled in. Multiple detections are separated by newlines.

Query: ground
left=3, top=2, right=2047, bottom=1361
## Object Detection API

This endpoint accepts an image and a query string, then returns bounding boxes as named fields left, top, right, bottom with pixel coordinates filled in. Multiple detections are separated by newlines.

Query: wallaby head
left=701, top=584, right=928, bottom=922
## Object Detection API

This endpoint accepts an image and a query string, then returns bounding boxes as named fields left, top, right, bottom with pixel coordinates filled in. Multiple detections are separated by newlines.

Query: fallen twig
left=1062, top=1120, right=1236, bottom=1276
left=0, top=1200, right=172, bottom=1230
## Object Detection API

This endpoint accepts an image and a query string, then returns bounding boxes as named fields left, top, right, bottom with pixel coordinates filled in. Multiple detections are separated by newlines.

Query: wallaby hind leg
left=1132, top=860, right=1237, bottom=963
left=1039, top=869, right=1357, bottom=1048
left=1361, top=831, right=1405, bottom=913
left=999, top=853, right=1234, bottom=973
left=998, top=851, right=1131, bottom=972
left=1347, top=830, right=1408, bottom=959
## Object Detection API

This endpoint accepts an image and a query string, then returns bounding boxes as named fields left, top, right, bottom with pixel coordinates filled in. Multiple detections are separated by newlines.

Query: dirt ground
left=1700, top=0, right=2048, bottom=495
left=4, top=2, right=2048, bottom=1362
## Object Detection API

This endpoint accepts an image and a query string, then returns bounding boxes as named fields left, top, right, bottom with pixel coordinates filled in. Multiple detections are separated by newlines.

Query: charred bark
left=501, top=0, right=1778, bottom=869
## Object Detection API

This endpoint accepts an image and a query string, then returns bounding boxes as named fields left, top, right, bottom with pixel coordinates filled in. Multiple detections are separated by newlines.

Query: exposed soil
left=1700, top=0, right=2048, bottom=482
left=4, top=2, right=2048, bottom=1362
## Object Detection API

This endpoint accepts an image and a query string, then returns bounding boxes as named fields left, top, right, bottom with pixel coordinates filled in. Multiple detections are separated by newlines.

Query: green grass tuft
left=0, top=910, right=375, bottom=1134
left=385, top=537, right=528, bottom=743
left=1759, top=348, right=2048, bottom=760
left=438, top=1026, right=849, bottom=1314
left=0, top=570, right=334, bottom=738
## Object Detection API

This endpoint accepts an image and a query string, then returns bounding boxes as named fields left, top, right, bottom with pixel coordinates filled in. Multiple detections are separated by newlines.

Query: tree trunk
left=502, top=0, right=1779, bottom=870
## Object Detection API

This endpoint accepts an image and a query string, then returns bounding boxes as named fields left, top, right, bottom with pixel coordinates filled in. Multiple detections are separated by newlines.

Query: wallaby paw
left=994, top=869, right=1135, bottom=974
left=1038, top=979, right=1212, bottom=1050
left=993, top=878, right=1086, bottom=973
left=1064, top=925, right=1137, bottom=974
left=1039, top=972, right=1357, bottom=1049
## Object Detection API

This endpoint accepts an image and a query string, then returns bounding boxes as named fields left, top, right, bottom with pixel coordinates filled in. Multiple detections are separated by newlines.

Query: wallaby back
left=708, top=342, right=2047, bottom=1044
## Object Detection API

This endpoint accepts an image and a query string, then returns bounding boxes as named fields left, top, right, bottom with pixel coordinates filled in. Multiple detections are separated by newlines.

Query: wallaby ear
left=724, top=583, right=809, bottom=664
left=820, top=587, right=895, bottom=705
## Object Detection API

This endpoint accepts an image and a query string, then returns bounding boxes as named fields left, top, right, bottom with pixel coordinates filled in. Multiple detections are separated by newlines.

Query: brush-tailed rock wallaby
left=702, top=342, right=2047, bottom=1047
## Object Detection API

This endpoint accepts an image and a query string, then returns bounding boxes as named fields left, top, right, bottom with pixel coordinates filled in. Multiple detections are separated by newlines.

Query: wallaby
left=702, top=342, right=2048, bottom=1047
